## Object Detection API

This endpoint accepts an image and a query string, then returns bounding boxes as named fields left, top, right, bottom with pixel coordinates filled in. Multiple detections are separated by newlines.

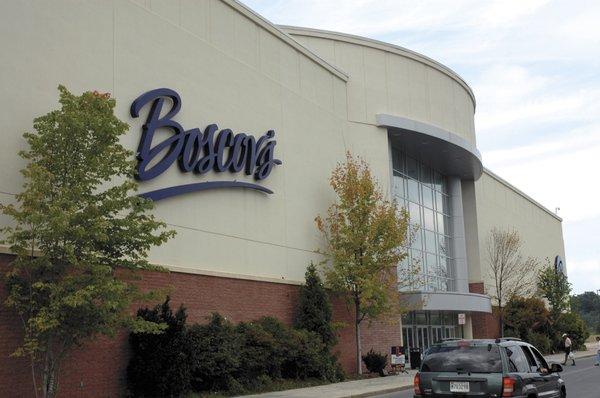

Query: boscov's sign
left=130, top=88, right=282, bottom=201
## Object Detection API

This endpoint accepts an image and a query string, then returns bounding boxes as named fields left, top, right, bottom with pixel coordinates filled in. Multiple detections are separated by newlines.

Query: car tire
left=560, top=387, right=566, bottom=398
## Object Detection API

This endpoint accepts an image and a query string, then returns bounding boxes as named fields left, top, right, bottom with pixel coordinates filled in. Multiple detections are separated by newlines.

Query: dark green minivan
left=413, top=338, right=566, bottom=397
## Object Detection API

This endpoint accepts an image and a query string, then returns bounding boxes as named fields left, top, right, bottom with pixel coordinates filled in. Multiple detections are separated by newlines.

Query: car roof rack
left=495, top=337, right=522, bottom=343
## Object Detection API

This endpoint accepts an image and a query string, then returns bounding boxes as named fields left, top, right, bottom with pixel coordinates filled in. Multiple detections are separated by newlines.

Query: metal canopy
left=377, top=114, right=483, bottom=180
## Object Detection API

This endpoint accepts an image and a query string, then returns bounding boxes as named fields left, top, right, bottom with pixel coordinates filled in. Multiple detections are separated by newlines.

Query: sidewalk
left=544, top=343, right=597, bottom=364
left=242, top=370, right=417, bottom=398
left=244, top=344, right=598, bottom=398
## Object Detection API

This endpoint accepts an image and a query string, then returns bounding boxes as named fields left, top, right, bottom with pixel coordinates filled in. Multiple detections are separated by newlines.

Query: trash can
left=409, top=347, right=421, bottom=369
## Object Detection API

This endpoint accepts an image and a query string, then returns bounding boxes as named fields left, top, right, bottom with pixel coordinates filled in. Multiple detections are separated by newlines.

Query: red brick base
left=0, top=254, right=400, bottom=397
left=469, top=282, right=501, bottom=339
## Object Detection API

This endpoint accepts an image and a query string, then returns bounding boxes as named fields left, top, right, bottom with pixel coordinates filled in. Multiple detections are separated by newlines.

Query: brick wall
left=469, top=282, right=501, bottom=339
left=0, top=254, right=400, bottom=397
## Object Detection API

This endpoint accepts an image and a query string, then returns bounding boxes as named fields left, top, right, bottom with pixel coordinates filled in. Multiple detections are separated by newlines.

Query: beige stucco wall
left=283, top=28, right=477, bottom=147
left=0, top=0, right=480, bottom=285
left=472, top=170, right=566, bottom=299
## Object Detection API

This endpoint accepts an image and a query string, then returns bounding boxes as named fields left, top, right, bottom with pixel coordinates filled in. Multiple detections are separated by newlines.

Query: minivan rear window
left=421, top=344, right=503, bottom=373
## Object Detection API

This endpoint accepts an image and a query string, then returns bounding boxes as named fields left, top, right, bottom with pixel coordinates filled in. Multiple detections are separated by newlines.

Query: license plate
left=450, top=381, right=470, bottom=393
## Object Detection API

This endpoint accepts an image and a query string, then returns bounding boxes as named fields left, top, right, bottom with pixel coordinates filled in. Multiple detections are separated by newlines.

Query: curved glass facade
left=392, top=147, right=455, bottom=292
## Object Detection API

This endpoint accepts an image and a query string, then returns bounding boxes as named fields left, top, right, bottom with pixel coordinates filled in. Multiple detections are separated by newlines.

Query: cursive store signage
left=130, top=88, right=281, bottom=201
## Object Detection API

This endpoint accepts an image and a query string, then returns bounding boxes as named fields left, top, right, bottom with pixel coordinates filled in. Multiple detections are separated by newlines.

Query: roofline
left=483, top=168, right=563, bottom=222
left=279, top=25, right=476, bottom=110
left=224, top=1, right=348, bottom=81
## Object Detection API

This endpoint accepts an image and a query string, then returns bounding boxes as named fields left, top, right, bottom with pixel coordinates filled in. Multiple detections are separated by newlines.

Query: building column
left=448, top=177, right=469, bottom=293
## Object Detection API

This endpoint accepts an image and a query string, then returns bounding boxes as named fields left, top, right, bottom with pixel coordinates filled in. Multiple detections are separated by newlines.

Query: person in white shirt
left=562, top=333, right=575, bottom=366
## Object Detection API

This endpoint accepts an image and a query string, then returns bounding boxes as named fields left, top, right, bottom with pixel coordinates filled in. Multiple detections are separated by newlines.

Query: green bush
left=187, top=313, right=240, bottom=392
left=527, top=332, right=552, bottom=354
left=236, top=319, right=283, bottom=382
left=503, top=296, right=550, bottom=340
left=128, top=308, right=345, bottom=396
left=295, top=263, right=337, bottom=348
left=127, top=297, right=192, bottom=397
left=554, top=312, right=590, bottom=350
left=362, top=349, right=388, bottom=376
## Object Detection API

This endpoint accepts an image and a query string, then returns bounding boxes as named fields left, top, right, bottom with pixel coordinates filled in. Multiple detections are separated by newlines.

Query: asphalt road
left=374, top=355, right=600, bottom=398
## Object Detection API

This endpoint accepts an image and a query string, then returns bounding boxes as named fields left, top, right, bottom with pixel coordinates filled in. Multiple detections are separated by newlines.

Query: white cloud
left=568, top=259, right=600, bottom=294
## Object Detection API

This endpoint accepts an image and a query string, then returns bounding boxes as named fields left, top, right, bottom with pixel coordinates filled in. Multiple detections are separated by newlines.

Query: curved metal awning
left=377, top=114, right=483, bottom=180
left=402, top=291, right=492, bottom=313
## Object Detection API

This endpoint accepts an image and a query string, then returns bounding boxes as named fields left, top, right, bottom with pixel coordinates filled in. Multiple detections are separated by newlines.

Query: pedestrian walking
left=562, top=333, right=575, bottom=366
left=595, top=336, right=600, bottom=367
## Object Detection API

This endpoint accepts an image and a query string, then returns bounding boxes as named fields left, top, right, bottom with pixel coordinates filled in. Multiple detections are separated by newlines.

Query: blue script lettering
left=130, top=88, right=282, bottom=201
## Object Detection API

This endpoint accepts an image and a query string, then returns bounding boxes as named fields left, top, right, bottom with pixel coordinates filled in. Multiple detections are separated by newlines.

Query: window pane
left=434, top=190, right=443, bottom=212
left=420, top=164, right=433, bottom=186
left=433, top=171, right=443, bottom=192
left=411, top=229, right=423, bottom=251
left=505, top=346, right=530, bottom=373
left=436, top=212, right=446, bottom=235
left=425, top=230, right=436, bottom=254
left=423, top=208, right=435, bottom=231
left=406, top=156, right=419, bottom=179
left=421, top=345, right=503, bottom=373
left=393, top=172, right=406, bottom=198
left=408, top=179, right=420, bottom=202
left=422, top=186, right=434, bottom=209
left=393, top=149, right=405, bottom=172
left=409, top=202, right=421, bottom=225
left=438, top=235, right=449, bottom=257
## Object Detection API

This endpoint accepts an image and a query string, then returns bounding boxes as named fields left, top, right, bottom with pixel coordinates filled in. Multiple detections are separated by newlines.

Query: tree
left=295, top=262, right=336, bottom=348
left=537, top=263, right=572, bottom=322
left=570, top=291, right=600, bottom=333
left=1, top=86, right=174, bottom=397
left=315, top=152, right=415, bottom=374
left=503, top=296, right=550, bottom=339
left=486, top=228, right=538, bottom=337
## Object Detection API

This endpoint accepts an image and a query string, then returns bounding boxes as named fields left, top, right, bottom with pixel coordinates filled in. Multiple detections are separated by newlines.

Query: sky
left=244, top=0, right=600, bottom=294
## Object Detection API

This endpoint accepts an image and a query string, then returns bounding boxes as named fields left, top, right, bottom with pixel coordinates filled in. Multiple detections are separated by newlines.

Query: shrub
left=188, top=313, right=240, bottom=392
left=127, top=297, right=192, bottom=397
left=235, top=319, right=282, bottom=382
left=554, top=312, right=590, bottom=350
left=527, top=332, right=552, bottom=354
left=362, top=349, right=388, bottom=376
left=295, top=263, right=337, bottom=348
left=503, top=296, right=550, bottom=340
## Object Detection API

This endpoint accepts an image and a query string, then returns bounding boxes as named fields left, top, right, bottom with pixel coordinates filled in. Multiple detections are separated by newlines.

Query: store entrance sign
left=130, top=88, right=281, bottom=201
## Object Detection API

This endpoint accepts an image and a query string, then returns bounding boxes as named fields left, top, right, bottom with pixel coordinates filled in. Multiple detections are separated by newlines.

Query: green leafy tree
left=537, top=263, right=572, bottom=321
left=503, top=296, right=550, bottom=340
left=1, top=86, right=174, bottom=398
left=315, top=152, right=415, bottom=374
left=554, top=312, right=589, bottom=350
left=295, top=262, right=336, bottom=348
left=570, top=291, right=600, bottom=333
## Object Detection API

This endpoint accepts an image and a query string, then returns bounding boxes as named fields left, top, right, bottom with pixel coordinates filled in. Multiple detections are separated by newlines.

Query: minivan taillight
left=414, top=372, right=421, bottom=395
left=502, top=376, right=516, bottom=397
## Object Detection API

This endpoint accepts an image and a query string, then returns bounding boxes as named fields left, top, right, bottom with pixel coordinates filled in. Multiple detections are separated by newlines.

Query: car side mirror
left=549, top=363, right=563, bottom=373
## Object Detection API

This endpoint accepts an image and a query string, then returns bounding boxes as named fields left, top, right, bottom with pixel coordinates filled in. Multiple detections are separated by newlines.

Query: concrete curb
left=350, top=383, right=413, bottom=397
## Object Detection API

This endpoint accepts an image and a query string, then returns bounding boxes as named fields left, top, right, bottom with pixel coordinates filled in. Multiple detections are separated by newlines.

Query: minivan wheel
left=561, top=387, right=567, bottom=398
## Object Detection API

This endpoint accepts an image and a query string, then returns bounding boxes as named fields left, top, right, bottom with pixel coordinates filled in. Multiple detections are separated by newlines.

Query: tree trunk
left=42, top=352, right=59, bottom=398
left=499, top=305, right=504, bottom=338
left=355, top=297, right=362, bottom=375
